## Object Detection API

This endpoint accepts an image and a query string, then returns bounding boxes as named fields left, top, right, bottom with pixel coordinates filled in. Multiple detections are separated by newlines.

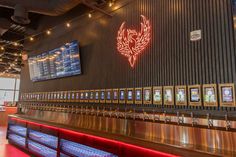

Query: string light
left=30, top=37, right=34, bottom=41
left=109, top=2, right=113, bottom=7
left=14, top=42, right=18, bottom=46
left=88, top=13, right=92, bottom=18
left=46, top=30, right=51, bottom=35
left=66, top=22, right=71, bottom=28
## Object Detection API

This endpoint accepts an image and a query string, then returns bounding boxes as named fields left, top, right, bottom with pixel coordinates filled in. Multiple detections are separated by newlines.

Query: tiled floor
left=0, top=127, right=29, bottom=157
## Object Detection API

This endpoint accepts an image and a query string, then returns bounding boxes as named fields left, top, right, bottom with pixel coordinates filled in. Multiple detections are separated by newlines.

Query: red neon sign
left=117, top=15, right=151, bottom=68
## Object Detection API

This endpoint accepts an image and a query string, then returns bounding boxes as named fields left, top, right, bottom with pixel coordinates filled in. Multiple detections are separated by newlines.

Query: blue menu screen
left=28, top=40, right=82, bottom=82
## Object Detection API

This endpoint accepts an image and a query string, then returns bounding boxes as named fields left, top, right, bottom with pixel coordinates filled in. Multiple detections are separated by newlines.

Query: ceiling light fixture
left=0, top=47, right=4, bottom=50
left=46, top=30, right=51, bottom=35
left=66, top=23, right=71, bottom=28
left=88, top=13, right=92, bottom=18
left=30, top=37, right=34, bottom=41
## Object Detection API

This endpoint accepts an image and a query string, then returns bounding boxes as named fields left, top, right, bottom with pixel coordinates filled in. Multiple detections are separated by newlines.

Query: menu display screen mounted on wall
left=188, top=85, right=202, bottom=106
left=143, top=87, right=152, bottom=104
left=112, top=89, right=118, bottom=104
left=164, top=86, right=174, bottom=105
left=219, top=84, right=235, bottom=107
left=135, top=88, right=142, bottom=104
left=175, top=86, right=187, bottom=106
left=119, top=89, right=126, bottom=104
left=28, top=40, right=82, bottom=82
left=203, top=84, right=217, bottom=106
left=153, top=87, right=162, bottom=105
left=127, top=88, right=134, bottom=104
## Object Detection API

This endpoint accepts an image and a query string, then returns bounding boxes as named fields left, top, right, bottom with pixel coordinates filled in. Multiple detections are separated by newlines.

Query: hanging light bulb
left=88, top=13, right=92, bottom=18
left=46, top=30, right=51, bottom=35
left=109, top=2, right=113, bottom=7
left=30, top=37, right=34, bottom=41
left=14, top=42, right=18, bottom=46
left=66, top=22, right=71, bottom=28
left=0, top=46, right=4, bottom=50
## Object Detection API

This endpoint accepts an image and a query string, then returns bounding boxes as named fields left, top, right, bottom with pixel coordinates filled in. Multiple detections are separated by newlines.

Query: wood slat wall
left=20, top=0, right=236, bottom=92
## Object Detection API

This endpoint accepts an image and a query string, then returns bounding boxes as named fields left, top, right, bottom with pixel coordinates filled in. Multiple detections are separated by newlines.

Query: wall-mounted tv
left=28, top=40, right=82, bottom=82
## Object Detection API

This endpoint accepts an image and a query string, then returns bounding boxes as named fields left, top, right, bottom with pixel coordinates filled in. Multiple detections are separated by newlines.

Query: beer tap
left=191, top=112, right=198, bottom=126
left=207, top=113, right=213, bottom=128
left=225, top=114, right=231, bottom=131
left=164, top=111, right=171, bottom=123
left=177, top=111, right=184, bottom=125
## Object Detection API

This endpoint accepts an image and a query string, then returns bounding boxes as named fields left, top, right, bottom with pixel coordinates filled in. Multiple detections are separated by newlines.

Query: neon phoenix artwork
left=117, top=15, right=151, bottom=68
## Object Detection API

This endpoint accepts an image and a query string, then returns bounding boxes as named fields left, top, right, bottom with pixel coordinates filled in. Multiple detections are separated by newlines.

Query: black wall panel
left=20, top=0, right=236, bottom=92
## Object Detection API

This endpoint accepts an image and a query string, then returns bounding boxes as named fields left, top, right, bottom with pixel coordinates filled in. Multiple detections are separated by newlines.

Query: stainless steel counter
left=17, top=106, right=236, bottom=156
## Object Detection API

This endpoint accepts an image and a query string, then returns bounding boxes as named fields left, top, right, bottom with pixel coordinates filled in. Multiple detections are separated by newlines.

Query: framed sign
left=100, top=89, right=106, bottom=103
left=84, top=90, right=89, bottom=103
left=219, top=83, right=235, bottom=107
left=175, top=86, right=187, bottom=106
left=89, top=90, right=94, bottom=103
left=75, top=91, right=80, bottom=102
left=94, top=90, right=100, bottom=103
left=203, top=84, right=218, bottom=107
left=188, top=85, right=202, bottom=106
left=153, top=86, right=162, bottom=105
left=143, top=87, right=152, bottom=104
left=127, top=88, right=134, bottom=104
left=106, top=89, right=112, bottom=103
left=119, top=88, right=126, bottom=104
left=79, top=90, right=85, bottom=103
left=112, top=89, right=119, bottom=104
left=135, top=88, right=142, bottom=104
left=164, top=86, right=174, bottom=106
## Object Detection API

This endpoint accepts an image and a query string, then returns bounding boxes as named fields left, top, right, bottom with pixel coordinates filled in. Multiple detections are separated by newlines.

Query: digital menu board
left=219, top=84, right=235, bottom=107
left=135, top=88, right=142, bottom=104
left=89, top=90, right=94, bottom=103
left=188, top=85, right=202, bottom=106
left=127, top=88, right=134, bottom=104
left=28, top=40, right=82, bottom=82
left=175, top=86, right=187, bottom=106
left=153, top=87, right=162, bottom=105
left=143, top=87, right=152, bottom=104
left=164, top=86, right=174, bottom=105
left=106, top=89, right=111, bottom=103
left=119, top=89, right=126, bottom=104
left=95, top=90, right=100, bottom=103
left=203, top=84, right=217, bottom=106
left=100, top=90, right=105, bottom=103
left=112, top=89, right=119, bottom=104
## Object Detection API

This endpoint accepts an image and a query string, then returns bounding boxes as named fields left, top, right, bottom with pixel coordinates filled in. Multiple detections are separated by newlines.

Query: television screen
left=28, top=40, right=82, bottom=82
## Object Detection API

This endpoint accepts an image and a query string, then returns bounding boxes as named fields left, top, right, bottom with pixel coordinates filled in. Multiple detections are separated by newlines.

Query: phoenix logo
left=117, top=15, right=151, bottom=68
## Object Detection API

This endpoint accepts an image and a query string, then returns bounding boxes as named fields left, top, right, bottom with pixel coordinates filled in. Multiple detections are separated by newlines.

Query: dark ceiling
left=0, top=0, right=112, bottom=75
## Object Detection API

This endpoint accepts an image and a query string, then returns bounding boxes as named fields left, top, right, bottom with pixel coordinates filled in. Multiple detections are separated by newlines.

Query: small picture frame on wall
left=143, top=87, right=152, bottom=105
left=219, top=83, right=235, bottom=107
left=106, top=89, right=112, bottom=103
left=175, top=86, right=187, bottom=106
left=127, top=88, right=134, bottom=104
left=100, top=89, right=106, bottom=103
left=203, top=84, right=218, bottom=107
left=164, top=86, right=174, bottom=106
left=188, top=85, right=202, bottom=106
left=135, top=88, right=142, bottom=105
left=89, top=90, right=94, bottom=103
left=119, top=88, right=126, bottom=104
left=112, top=89, right=119, bottom=104
left=153, top=86, right=162, bottom=105
left=94, top=90, right=100, bottom=103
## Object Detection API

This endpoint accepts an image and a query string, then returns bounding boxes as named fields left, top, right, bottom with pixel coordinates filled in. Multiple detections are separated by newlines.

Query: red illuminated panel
left=10, top=117, right=178, bottom=157
left=117, top=15, right=151, bottom=68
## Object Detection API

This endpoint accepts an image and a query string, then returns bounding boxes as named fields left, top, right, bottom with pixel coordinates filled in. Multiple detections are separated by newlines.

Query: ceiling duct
left=0, top=0, right=82, bottom=16
left=11, top=4, right=30, bottom=24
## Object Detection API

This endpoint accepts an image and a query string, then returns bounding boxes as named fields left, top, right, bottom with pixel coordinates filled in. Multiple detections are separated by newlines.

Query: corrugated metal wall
left=21, top=0, right=236, bottom=92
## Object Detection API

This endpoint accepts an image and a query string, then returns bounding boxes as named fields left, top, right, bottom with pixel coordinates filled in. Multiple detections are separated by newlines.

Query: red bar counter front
left=8, top=117, right=178, bottom=157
